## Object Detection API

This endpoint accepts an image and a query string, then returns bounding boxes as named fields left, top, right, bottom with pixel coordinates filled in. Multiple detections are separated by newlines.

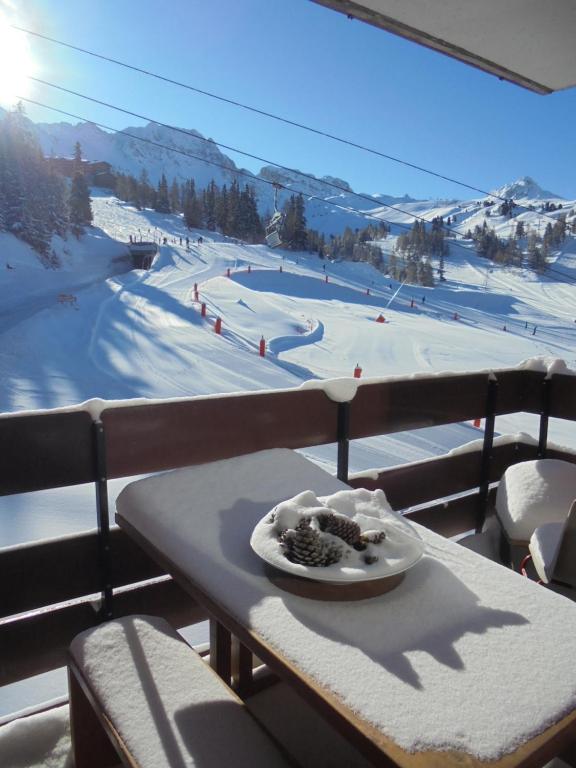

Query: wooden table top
left=116, top=448, right=576, bottom=768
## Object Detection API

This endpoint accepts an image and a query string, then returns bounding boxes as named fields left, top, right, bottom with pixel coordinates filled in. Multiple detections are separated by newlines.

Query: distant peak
left=490, top=175, right=562, bottom=201
left=321, top=175, right=352, bottom=192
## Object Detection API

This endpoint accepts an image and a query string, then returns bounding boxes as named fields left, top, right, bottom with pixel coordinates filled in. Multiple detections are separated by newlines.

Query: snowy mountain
left=35, top=120, right=243, bottom=190
left=13, top=111, right=574, bottom=236
left=490, top=176, right=562, bottom=202
left=259, top=164, right=353, bottom=197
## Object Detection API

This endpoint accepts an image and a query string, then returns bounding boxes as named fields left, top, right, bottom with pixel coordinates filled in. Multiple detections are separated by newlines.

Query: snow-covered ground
left=2, top=189, right=576, bottom=717
left=3, top=190, right=576, bottom=544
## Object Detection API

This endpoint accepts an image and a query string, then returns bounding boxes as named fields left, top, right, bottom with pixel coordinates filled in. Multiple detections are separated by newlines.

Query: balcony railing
left=2, top=364, right=576, bottom=689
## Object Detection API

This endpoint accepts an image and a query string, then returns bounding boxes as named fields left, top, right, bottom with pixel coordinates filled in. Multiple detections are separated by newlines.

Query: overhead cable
left=29, top=76, right=471, bottom=236
left=17, top=95, right=414, bottom=234
left=18, top=95, right=574, bottom=284
left=13, top=23, right=565, bottom=223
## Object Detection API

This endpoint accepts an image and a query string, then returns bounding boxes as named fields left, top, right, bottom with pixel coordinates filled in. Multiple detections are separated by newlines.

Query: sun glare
left=0, top=19, right=35, bottom=106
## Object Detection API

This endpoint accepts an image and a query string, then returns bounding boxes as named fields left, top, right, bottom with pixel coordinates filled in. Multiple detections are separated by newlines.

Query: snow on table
left=116, top=448, right=576, bottom=761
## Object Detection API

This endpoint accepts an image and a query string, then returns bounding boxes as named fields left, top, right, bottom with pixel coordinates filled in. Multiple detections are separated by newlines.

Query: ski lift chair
left=265, top=184, right=284, bottom=248
left=265, top=211, right=284, bottom=249
left=528, top=499, right=576, bottom=592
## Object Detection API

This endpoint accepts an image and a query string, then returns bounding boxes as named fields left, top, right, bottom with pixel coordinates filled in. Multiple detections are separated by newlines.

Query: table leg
left=231, top=637, right=253, bottom=698
left=561, top=744, right=576, bottom=768
left=209, top=618, right=231, bottom=684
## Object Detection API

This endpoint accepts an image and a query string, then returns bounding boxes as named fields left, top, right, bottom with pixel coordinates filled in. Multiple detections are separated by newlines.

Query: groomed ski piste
left=2, top=188, right=576, bottom=715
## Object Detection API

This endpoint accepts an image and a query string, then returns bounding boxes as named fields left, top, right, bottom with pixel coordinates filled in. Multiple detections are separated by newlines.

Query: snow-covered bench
left=68, top=615, right=293, bottom=768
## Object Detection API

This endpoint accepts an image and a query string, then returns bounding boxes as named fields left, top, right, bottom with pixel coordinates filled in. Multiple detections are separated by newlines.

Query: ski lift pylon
left=265, top=183, right=284, bottom=248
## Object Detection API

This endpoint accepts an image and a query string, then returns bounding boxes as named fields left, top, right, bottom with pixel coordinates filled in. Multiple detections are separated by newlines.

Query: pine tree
left=183, top=179, right=203, bottom=229
left=137, top=169, right=153, bottom=209
left=169, top=179, right=181, bottom=213
left=215, top=185, right=228, bottom=232
left=203, top=181, right=217, bottom=231
left=226, top=179, right=240, bottom=236
left=69, top=172, right=93, bottom=232
left=283, top=193, right=307, bottom=251
left=73, top=141, right=83, bottom=175
left=155, top=173, right=171, bottom=213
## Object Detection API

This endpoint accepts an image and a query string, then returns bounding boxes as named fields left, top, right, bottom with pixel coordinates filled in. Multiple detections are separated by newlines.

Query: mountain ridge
left=3, top=109, right=569, bottom=235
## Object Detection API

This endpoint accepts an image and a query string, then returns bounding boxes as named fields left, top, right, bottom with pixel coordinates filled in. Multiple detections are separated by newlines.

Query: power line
left=29, top=76, right=470, bottom=237
left=41, top=75, right=564, bottom=256
left=17, top=95, right=576, bottom=288
left=13, top=23, right=565, bottom=223
left=16, top=94, right=411, bottom=233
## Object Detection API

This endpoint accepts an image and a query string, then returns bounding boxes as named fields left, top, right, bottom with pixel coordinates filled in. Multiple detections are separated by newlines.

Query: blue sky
left=6, top=0, right=576, bottom=200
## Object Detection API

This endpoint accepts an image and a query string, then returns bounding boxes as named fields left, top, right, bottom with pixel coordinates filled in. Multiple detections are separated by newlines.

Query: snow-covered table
left=116, top=449, right=576, bottom=768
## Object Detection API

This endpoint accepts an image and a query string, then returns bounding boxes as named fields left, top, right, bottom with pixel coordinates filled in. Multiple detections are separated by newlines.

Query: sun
left=0, top=19, right=35, bottom=106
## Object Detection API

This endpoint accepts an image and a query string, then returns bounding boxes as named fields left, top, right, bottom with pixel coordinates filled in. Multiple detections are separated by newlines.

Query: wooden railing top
left=1, top=364, right=574, bottom=495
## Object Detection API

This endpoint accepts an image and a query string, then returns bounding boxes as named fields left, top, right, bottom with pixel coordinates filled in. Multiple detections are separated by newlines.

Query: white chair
left=495, top=459, right=576, bottom=545
left=529, top=501, right=576, bottom=589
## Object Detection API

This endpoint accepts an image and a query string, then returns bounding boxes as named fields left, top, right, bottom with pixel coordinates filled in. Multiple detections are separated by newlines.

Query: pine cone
left=317, top=512, right=361, bottom=545
left=323, top=542, right=343, bottom=566
left=360, top=530, right=386, bottom=545
left=280, top=519, right=342, bottom=567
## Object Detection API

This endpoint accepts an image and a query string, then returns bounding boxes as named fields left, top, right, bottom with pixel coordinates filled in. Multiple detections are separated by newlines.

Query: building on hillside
left=46, top=157, right=116, bottom=189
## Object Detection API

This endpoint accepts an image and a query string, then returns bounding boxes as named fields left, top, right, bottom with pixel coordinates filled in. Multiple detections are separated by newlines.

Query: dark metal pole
left=93, top=420, right=113, bottom=621
left=475, top=377, right=498, bottom=533
left=337, top=401, right=350, bottom=483
left=537, top=376, right=551, bottom=459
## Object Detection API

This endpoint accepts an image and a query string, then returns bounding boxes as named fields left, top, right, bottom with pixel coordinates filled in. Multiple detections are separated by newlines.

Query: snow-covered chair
left=529, top=500, right=576, bottom=589
left=495, top=459, right=576, bottom=546
left=68, top=615, right=292, bottom=768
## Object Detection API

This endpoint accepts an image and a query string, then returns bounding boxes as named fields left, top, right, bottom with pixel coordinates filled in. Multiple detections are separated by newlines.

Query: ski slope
left=1, top=190, right=576, bottom=534
left=3, top=191, right=576, bottom=716
left=2, top=191, right=576, bottom=544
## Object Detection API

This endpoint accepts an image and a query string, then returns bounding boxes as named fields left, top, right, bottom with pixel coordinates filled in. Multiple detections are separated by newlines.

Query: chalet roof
left=312, top=0, right=576, bottom=94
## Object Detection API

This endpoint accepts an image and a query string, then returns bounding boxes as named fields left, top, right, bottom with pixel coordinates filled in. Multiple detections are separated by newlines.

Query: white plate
left=250, top=500, right=425, bottom=584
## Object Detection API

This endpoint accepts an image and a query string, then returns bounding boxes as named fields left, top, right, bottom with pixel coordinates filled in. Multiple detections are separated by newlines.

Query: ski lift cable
left=28, top=76, right=471, bottom=238
left=18, top=94, right=576, bottom=285
left=36, top=76, right=558, bottom=250
left=16, top=95, right=417, bottom=235
left=13, top=24, right=565, bottom=224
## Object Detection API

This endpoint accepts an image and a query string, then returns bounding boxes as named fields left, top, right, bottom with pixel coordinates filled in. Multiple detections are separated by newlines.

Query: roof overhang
left=311, top=0, right=576, bottom=94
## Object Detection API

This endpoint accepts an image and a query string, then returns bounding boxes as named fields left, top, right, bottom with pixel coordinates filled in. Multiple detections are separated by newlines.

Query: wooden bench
left=68, top=615, right=293, bottom=768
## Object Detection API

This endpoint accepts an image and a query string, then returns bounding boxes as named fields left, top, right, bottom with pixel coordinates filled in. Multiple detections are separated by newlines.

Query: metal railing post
left=537, top=376, right=552, bottom=459
left=475, top=376, right=498, bottom=533
left=93, top=420, right=113, bottom=621
left=337, top=401, right=350, bottom=483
